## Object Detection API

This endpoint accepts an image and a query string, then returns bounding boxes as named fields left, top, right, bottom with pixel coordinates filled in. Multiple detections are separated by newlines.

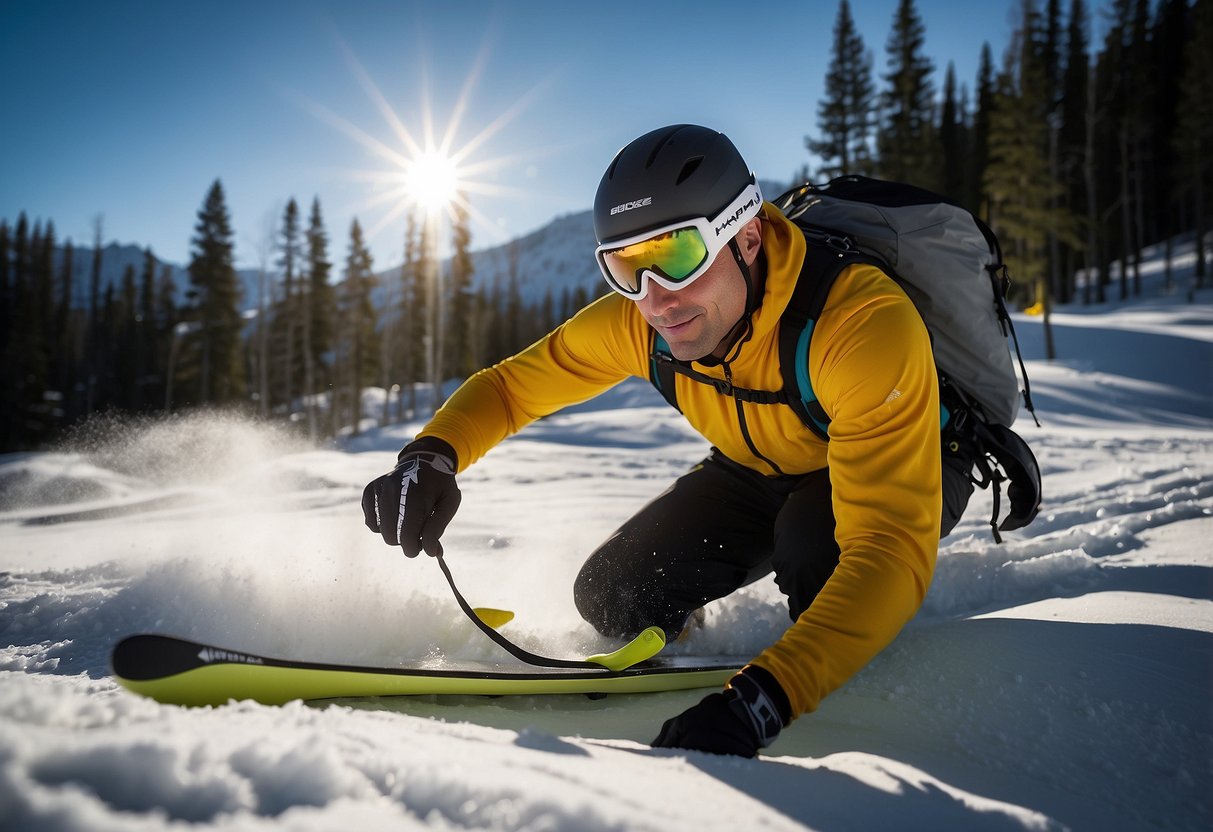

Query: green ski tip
left=472, top=608, right=515, bottom=629
left=586, top=626, right=666, bottom=672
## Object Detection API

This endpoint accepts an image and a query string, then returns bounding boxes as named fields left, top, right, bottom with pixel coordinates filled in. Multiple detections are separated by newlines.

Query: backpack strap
left=778, top=228, right=885, bottom=440
left=650, top=335, right=791, bottom=406
left=649, top=333, right=682, bottom=412
left=646, top=227, right=874, bottom=440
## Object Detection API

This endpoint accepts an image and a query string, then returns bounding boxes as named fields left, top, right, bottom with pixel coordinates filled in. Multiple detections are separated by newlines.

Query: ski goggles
left=595, top=181, right=763, bottom=300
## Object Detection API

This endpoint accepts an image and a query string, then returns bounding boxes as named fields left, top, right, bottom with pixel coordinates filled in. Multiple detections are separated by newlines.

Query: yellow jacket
left=419, top=204, right=942, bottom=718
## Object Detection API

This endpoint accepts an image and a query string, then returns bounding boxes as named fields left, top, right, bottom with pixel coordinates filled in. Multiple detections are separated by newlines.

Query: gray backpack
left=649, top=175, right=1041, bottom=540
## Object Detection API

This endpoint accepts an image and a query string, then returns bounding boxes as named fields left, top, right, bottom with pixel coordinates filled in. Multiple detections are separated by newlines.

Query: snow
left=1, top=239, right=1211, bottom=831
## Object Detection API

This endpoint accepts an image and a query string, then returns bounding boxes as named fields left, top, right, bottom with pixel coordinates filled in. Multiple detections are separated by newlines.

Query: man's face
left=634, top=242, right=747, bottom=361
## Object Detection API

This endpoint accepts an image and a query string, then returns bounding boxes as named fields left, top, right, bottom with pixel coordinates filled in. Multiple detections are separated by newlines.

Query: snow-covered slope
left=0, top=238, right=1210, bottom=831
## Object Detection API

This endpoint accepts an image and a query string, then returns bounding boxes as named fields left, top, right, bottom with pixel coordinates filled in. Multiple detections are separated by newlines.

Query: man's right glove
left=361, top=436, right=461, bottom=557
left=651, top=665, right=791, bottom=757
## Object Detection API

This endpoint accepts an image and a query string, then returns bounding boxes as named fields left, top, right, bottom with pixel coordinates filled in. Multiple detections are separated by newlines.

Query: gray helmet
left=593, top=124, right=756, bottom=245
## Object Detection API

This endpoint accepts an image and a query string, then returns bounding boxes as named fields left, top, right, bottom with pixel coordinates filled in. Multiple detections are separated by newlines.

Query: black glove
left=361, top=437, right=461, bottom=557
left=652, top=666, right=791, bottom=757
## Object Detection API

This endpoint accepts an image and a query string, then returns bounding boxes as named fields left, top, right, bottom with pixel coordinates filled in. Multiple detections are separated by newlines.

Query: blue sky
left=2, top=0, right=1024, bottom=270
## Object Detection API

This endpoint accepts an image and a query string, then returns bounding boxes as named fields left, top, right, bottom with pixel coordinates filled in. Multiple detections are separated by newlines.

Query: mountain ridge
left=32, top=177, right=793, bottom=311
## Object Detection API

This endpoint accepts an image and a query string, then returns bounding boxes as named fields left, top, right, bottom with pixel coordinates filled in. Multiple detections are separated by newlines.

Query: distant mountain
left=465, top=209, right=600, bottom=305
left=43, top=223, right=594, bottom=314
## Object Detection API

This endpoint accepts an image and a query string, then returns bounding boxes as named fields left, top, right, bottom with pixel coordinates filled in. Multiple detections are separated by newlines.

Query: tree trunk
left=257, top=267, right=269, bottom=418
left=1195, top=159, right=1208, bottom=289
left=425, top=212, right=445, bottom=414
left=1048, top=118, right=1064, bottom=306
left=1083, top=66, right=1100, bottom=305
left=1163, top=231, right=1173, bottom=293
left=1040, top=277, right=1056, bottom=360
left=302, top=281, right=317, bottom=440
left=1131, top=135, right=1145, bottom=296
left=1118, top=126, right=1132, bottom=302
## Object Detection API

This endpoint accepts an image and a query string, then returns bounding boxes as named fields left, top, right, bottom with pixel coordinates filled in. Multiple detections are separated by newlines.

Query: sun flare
left=406, top=150, right=461, bottom=214
left=297, top=30, right=556, bottom=251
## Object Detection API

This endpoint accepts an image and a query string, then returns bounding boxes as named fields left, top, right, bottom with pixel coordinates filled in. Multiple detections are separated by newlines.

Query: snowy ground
left=1, top=245, right=1211, bottom=831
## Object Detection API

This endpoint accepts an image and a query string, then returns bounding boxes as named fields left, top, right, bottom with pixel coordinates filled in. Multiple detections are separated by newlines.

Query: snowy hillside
left=468, top=210, right=601, bottom=305
left=0, top=239, right=1210, bottom=831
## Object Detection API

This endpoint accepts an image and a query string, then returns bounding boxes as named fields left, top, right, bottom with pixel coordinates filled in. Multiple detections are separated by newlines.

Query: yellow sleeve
left=418, top=292, right=647, bottom=470
left=750, top=264, right=942, bottom=717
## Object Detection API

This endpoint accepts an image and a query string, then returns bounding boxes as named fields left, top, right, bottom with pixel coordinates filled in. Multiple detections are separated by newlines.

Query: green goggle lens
left=600, top=228, right=709, bottom=294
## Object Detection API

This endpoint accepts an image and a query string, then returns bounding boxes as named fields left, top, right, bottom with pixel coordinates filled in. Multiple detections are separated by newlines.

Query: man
left=362, top=124, right=974, bottom=757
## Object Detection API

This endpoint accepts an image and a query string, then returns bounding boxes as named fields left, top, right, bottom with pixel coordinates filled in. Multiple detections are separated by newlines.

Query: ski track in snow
left=1, top=255, right=1212, bottom=830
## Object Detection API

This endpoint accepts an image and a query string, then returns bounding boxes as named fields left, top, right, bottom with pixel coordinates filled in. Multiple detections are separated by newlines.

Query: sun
left=294, top=30, right=555, bottom=251
left=406, top=150, right=461, bottom=215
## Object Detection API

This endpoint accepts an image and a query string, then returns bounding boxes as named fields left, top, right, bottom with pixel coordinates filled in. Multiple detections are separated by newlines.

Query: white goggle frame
left=594, top=181, right=763, bottom=300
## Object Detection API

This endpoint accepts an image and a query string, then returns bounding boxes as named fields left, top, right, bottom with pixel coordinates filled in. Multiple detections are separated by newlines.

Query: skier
left=362, top=124, right=976, bottom=757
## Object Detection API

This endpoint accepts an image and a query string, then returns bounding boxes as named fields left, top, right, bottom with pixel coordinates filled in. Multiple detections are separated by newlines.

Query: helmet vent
left=645, top=126, right=683, bottom=169
left=676, top=156, right=704, bottom=185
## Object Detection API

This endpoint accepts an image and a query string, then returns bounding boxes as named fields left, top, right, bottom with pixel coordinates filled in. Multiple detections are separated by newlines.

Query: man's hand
left=652, top=666, right=791, bottom=757
left=361, top=437, right=460, bottom=557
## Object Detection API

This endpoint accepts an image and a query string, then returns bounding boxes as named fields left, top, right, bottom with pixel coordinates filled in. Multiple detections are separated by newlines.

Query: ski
left=110, top=633, right=744, bottom=707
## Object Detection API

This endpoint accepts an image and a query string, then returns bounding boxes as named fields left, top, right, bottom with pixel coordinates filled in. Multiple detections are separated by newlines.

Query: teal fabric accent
left=794, top=321, right=830, bottom=435
left=651, top=334, right=670, bottom=395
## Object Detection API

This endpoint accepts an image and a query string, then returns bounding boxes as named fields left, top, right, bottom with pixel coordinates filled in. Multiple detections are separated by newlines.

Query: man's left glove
left=361, top=436, right=460, bottom=557
left=651, top=665, right=791, bottom=758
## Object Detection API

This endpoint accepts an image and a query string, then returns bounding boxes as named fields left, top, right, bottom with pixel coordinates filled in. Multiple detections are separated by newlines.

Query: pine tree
left=445, top=195, right=476, bottom=377
left=971, top=43, right=996, bottom=217
left=485, top=272, right=508, bottom=366
left=115, top=264, right=139, bottom=409
left=276, top=198, right=302, bottom=416
left=1059, top=0, right=1090, bottom=302
left=98, top=282, right=118, bottom=408
left=398, top=209, right=423, bottom=418
left=137, top=248, right=158, bottom=410
left=0, top=221, right=11, bottom=449
left=34, top=222, right=55, bottom=368
left=0, top=220, right=18, bottom=447
left=186, top=179, right=246, bottom=405
left=305, top=197, right=333, bottom=433
left=939, top=63, right=966, bottom=204
left=877, top=0, right=939, bottom=189
left=0, top=221, right=9, bottom=345
left=983, top=1, right=1075, bottom=350
left=505, top=241, right=522, bottom=355
left=1126, top=0, right=1154, bottom=295
left=1150, top=0, right=1192, bottom=287
left=341, top=219, right=378, bottom=435
left=3, top=217, right=50, bottom=447
left=1036, top=0, right=1067, bottom=308
left=154, top=264, right=179, bottom=409
left=54, top=239, right=77, bottom=421
left=86, top=216, right=103, bottom=414
left=417, top=214, right=443, bottom=412
left=808, top=0, right=875, bottom=178
left=1175, top=0, right=1212, bottom=287
left=1093, top=0, right=1136, bottom=300
left=1042, top=0, right=1064, bottom=99
left=29, top=221, right=55, bottom=439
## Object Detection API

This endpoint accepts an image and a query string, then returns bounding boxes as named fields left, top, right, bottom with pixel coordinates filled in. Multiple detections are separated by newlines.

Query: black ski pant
left=573, top=448, right=974, bottom=639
